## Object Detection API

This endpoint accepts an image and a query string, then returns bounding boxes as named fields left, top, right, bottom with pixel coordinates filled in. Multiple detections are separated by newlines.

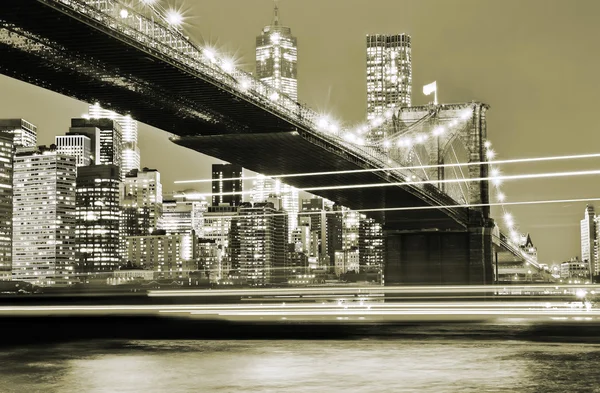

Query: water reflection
left=1, top=340, right=599, bottom=392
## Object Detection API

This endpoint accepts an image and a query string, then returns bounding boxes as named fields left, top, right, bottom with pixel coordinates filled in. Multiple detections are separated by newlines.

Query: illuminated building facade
left=212, top=163, right=242, bottom=207
left=202, top=205, right=239, bottom=281
left=366, top=34, right=412, bottom=139
left=580, top=205, right=598, bottom=276
left=120, top=168, right=163, bottom=258
left=76, top=165, right=121, bottom=275
left=12, top=147, right=77, bottom=286
left=238, top=200, right=288, bottom=285
left=158, top=198, right=208, bottom=264
left=0, top=118, right=37, bottom=147
left=0, top=133, right=12, bottom=280
left=253, top=175, right=299, bottom=242
left=125, top=230, right=197, bottom=278
left=89, top=104, right=141, bottom=178
left=358, top=215, right=384, bottom=278
left=55, top=134, right=92, bottom=167
left=70, top=118, right=122, bottom=168
left=256, top=4, right=298, bottom=101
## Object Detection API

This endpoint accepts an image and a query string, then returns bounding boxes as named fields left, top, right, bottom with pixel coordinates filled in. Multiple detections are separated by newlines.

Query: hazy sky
left=1, top=0, right=599, bottom=264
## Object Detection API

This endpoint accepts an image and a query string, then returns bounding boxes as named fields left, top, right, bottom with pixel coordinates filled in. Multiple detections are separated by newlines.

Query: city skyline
left=1, top=0, right=600, bottom=264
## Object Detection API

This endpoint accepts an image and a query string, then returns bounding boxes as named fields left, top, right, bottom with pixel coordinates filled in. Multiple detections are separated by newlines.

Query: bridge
left=0, top=0, right=543, bottom=285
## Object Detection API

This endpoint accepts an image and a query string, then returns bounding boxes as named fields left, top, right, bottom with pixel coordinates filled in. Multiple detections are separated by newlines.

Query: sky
left=1, top=0, right=600, bottom=264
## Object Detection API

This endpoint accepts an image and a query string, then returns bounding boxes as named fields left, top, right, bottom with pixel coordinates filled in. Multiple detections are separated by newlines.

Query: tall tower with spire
left=256, top=1, right=298, bottom=101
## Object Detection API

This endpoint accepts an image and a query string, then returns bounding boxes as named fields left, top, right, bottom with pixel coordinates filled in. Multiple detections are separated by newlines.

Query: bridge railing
left=50, top=0, right=464, bottom=211
left=494, top=234, right=543, bottom=272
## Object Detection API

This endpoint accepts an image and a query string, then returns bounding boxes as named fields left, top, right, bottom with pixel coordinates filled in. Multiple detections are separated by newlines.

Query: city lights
left=165, top=9, right=183, bottom=26
left=119, top=9, right=128, bottom=18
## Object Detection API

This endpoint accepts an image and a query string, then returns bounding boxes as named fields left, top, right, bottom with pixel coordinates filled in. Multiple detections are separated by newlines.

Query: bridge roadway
left=0, top=0, right=505, bottom=284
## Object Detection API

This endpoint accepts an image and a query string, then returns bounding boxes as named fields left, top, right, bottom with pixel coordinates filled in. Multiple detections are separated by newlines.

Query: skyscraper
left=70, top=118, right=122, bottom=169
left=212, top=164, right=243, bottom=207
left=0, top=119, right=37, bottom=147
left=12, top=146, right=77, bottom=286
left=89, top=104, right=141, bottom=178
left=366, top=34, right=412, bottom=138
left=55, top=134, right=92, bottom=167
left=358, top=215, right=384, bottom=280
left=256, top=3, right=298, bottom=101
left=202, top=205, right=239, bottom=281
left=76, top=165, right=121, bottom=276
left=252, top=175, right=298, bottom=241
left=120, top=168, right=163, bottom=251
left=581, top=205, right=597, bottom=277
left=0, top=133, right=13, bottom=280
left=238, top=200, right=288, bottom=285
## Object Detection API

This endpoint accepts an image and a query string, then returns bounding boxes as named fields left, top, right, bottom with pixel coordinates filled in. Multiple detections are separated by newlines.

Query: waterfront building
left=0, top=133, right=13, bottom=280
left=12, top=146, right=77, bottom=285
left=0, top=118, right=36, bottom=147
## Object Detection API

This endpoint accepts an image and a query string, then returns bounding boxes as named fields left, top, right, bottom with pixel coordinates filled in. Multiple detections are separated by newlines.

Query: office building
left=358, top=215, right=384, bottom=278
left=253, top=175, right=299, bottom=241
left=581, top=205, right=597, bottom=276
left=0, top=118, right=37, bottom=147
left=88, top=103, right=141, bottom=178
left=366, top=34, right=412, bottom=140
left=158, top=198, right=208, bottom=263
left=212, top=164, right=243, bottom=207
left=0, top=133, right=12, bottom=280
left=55, top=134, right=92, bottom=167
left=256, top=3, right=298, bottom=101
left=238, top=200, right=288, bottom=285
left=70, top=118, right=122, bottom=168
left=202, top=205, right=239, bottom=281
left=12, top=146, right=77, bottom=286
left=120, top=168, right=163, bottom=260
left=75, top=165, right=121, bottom=275
left=125, top=230, right=197, bottom=278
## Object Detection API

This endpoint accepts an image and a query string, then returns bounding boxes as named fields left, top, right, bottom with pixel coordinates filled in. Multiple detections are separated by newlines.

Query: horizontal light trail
left=147, top=284, right=596, bottom=297
left=184, top=169, right=600, bottom=199
left=174, top=152, right=600, bottom=184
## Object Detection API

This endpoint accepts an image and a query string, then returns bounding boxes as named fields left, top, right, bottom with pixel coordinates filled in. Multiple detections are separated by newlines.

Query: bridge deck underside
left=0, top=0, right=298, bottom=136
left=175, top=133, right=467, bottom=230
left=0, top=0, right=470, bottom=230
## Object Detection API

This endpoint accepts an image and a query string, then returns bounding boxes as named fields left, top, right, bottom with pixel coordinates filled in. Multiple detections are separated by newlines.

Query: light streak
left=174, top=152, right=600, bottom=184
left=179, top=169, right=600, bottom=198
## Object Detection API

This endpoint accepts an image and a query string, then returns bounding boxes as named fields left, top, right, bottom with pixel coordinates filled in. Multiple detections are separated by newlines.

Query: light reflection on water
left=1, top=339, right=600, bottom=392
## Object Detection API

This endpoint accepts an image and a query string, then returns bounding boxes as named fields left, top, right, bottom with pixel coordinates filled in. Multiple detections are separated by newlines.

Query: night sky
left=1, top=0, right=599, bottom=264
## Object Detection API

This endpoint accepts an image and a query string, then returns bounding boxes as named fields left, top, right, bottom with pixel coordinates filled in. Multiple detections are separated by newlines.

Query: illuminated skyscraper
left=12, top=146, right=77, bottom=286
left=212, top=164, right=243, bottom=207
left=70, top=118, right=122, bottom=168
left=366, top=34, right=412, bottom=138
left=88, top=104, right=140, bottom=178
left=256, top=3, right=298, bottom=101
left=0, top=133, right=13, bottom=280
left=252, top=175, right=299, bottom=242
left=581, top=205, right=598, bottom=277
left=0, top=119, right=37, bottom=147
left=55, top=134, right=92, bottom=167
left=76, top=165, right=121, bottom=275
left=358, top=215, right=384, bottom=280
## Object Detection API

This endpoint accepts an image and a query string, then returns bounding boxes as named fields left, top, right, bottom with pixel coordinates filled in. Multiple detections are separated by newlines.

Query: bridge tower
left=381, top=103, right=495, bottom=285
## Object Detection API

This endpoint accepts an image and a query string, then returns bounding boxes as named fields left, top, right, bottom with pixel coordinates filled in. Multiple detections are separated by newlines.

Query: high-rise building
left=12, top=146, right=77, bottom=286
left=238, top=200, right=288, bottom=285
left=76, top=165, right=121, bottom=276
left=581, top=205, right=597, bottom=277
left=120, top=168, right=163, bottom=258
left=202, top=205, right=239, bottom=281
left=256, top=3, right=298, bottom=101
left=0, top=133, right=13, bottom=280
left=212, top=164, right=243, bottom=207
left=88, top=104, right=140, bottom=178
left=358, top=215, right=384, bottom=280
left=326, top=205, right=343, bottom=269
left=301, top=198, right=329, bottom=266
left=252, top=175, right=298, bottom=241
left=55, top=134, right=92, bottom=167
left=0, top=119, right=37, bottom=147
left=70, top=118, right=122, bottom=169
left=158, top=198, right=208, bottom=263
left=366, top=34, right=412, bottom=139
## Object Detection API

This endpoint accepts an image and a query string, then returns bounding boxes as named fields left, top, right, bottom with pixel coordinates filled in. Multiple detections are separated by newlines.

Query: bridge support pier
left=383, top=219, right=495, bottom=285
